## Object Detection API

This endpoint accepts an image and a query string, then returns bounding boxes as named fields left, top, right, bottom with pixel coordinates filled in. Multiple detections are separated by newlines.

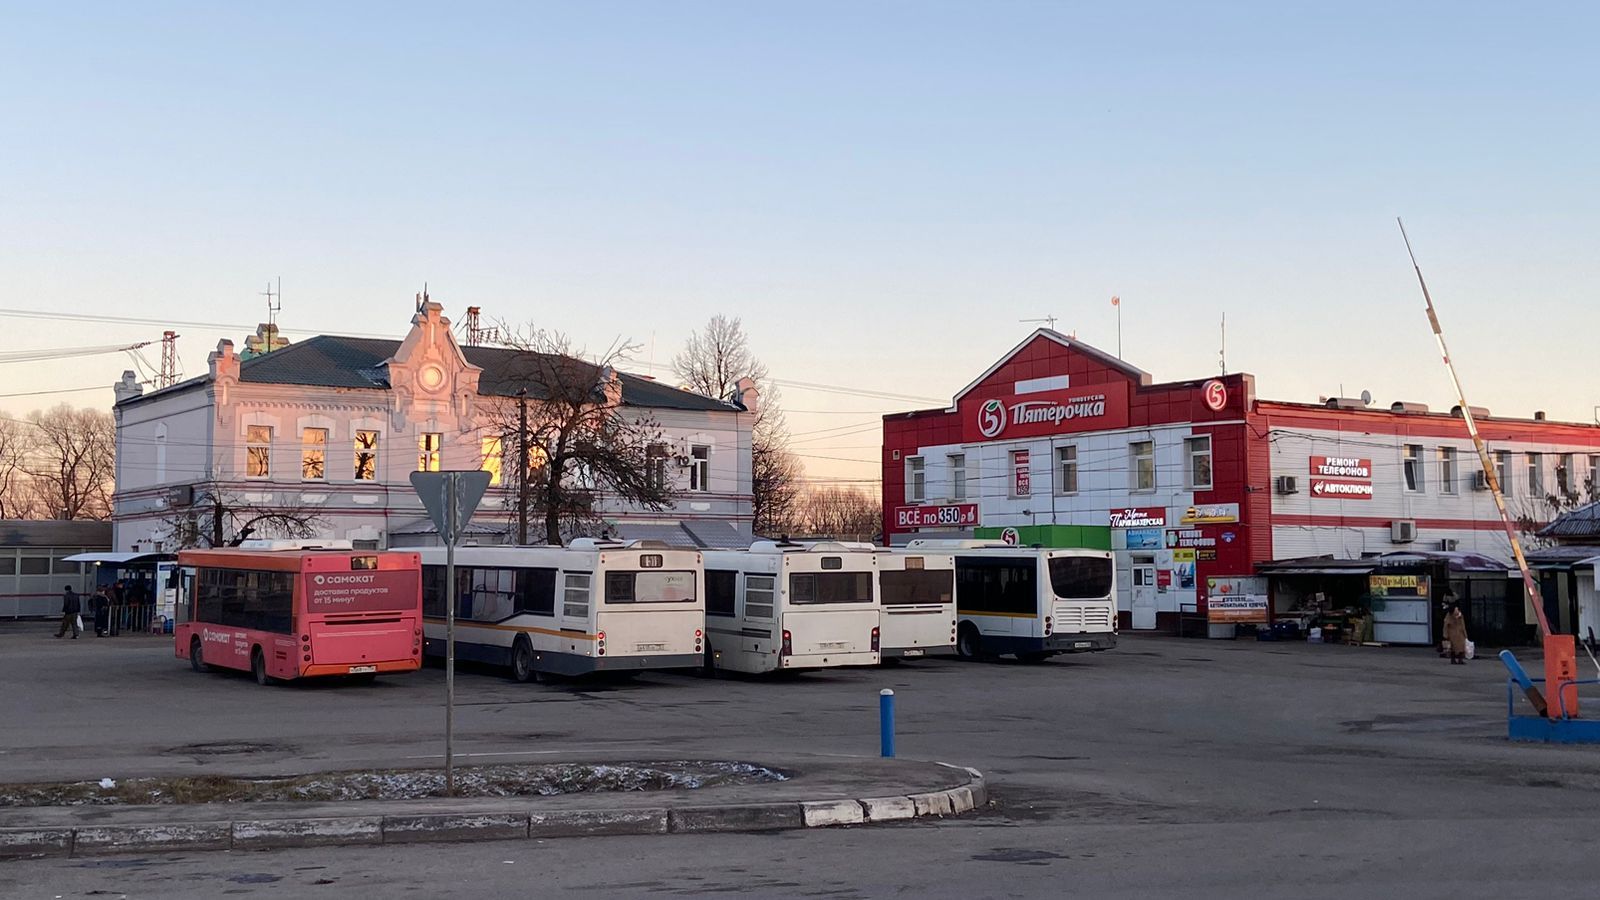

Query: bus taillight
left=780, top=630, right=792, bottom=657
left=597, top=630, right=606, bottom=656
left=1044, top=616, right=1053, bottom=637
left=694, top=628, right=703, bottom=653
left=870, top=626, right=880, bottom=652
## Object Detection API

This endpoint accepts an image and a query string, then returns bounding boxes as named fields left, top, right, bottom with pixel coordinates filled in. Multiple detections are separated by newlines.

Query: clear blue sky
left=3, top=2, right=1597, bottom=483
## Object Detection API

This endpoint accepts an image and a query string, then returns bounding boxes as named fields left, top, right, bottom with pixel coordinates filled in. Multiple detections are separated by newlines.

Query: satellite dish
left=1360, top=390, right=1372, bottom=406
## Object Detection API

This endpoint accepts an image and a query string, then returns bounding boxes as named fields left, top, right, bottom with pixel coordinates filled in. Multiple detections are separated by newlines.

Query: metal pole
left=879, top=689, right=896, bottom=758
left=444, top=475, right=458, bottom=795
left=517, top=390, right=530, bottom=545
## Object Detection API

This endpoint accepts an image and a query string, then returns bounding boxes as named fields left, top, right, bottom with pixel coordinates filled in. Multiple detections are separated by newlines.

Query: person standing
left=90, top=587, right=110, bottom=637
left=55, top=585, right=82, bottom=639
left=109, top=579, right=124, bottom=636
left=1444, top=604, right=1470, bottom=665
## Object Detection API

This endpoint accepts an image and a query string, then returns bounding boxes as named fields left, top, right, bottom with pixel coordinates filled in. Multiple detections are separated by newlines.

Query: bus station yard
left=4, top=626, right=1600, bottom=899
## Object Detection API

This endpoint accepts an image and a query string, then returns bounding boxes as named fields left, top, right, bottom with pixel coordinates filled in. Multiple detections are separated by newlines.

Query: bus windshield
left=880, top=570, right=954, bottom=606
left=605, top=570, right=697, bottom=604
left=790, top=572, right=872, bottom=605
left=1048, top=557, right=1114, bottom=599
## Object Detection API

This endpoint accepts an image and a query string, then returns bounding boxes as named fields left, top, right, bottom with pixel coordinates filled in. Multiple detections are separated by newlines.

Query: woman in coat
left=1444, top=604, right=1470, bottom=665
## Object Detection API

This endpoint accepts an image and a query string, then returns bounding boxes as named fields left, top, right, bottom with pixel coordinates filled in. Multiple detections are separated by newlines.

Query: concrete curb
left=0, top=763, right=986, bottom=859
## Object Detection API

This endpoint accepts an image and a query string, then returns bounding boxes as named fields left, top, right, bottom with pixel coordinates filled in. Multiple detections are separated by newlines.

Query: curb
left=0, top=764, right=986, bottom=860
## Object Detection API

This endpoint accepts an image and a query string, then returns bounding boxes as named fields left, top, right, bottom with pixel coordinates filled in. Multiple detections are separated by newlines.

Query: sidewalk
left=0, top=753, right=985, bottom=859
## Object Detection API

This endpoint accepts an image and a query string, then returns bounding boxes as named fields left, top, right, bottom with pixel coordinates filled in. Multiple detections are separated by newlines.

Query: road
left=3, top=625, right=1597, bottom=898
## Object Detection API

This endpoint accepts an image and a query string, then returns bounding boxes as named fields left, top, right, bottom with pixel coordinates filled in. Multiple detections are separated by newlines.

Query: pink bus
left=174, top=544, right=423, bottom=685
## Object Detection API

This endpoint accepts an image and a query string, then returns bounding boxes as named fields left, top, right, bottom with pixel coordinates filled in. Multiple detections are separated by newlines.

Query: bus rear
left=878, top=551, right=956, bottom=658
left=298, top=551, right=424, bottom=678
left=777, top=548, right=880, bottom=670
left=1040, top=549, right=1117, bottom=654
left=594, top=546, right=705, bottom=672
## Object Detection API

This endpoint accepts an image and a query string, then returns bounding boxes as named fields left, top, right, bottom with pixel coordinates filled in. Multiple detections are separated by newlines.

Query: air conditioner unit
left=1275, top=475, right=1299, bottom=495
left=1391, top=520, right=1417, bottom=543
left=1473, top=470, right=1490, bottom=491
left=1439, top=538, right=1459, bottom=551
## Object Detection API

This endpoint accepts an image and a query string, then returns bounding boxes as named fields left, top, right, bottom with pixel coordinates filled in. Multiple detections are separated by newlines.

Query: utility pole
left=517, top=389, right=530, bottom=545
left=1111, top=296, right=1122, bottom=358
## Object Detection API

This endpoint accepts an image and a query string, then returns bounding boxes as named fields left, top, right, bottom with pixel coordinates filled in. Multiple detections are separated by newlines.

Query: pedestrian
left=1444, top=603, right=1470, bottom=665
left=91, top=587, right=110, bottom=637
left=109, top=579, right=124, bottom=636
left=55, top=585, right=82, bottom=639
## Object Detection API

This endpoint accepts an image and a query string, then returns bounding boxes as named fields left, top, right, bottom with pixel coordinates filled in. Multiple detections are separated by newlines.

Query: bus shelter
left=62, top=551, right=178, bottom=634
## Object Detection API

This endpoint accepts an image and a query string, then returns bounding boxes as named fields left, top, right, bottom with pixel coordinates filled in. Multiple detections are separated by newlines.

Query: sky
left=2, top=1, right=1597, bottom=487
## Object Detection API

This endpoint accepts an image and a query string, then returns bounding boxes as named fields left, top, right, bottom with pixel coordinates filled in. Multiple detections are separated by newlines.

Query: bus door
left=741, top=573, right=778, bottom=656
left=559, top=568, right=596, bottom=654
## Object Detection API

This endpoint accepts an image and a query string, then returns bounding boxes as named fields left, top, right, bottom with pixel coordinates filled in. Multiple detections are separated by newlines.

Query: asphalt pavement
left=3, top=623, right=1598, bottom=898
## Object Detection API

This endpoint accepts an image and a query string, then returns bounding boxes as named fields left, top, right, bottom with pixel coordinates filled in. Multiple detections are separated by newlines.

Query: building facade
left=882, top=329, right=1600, bottom=632
left=112, top=303, right=757, bottom=551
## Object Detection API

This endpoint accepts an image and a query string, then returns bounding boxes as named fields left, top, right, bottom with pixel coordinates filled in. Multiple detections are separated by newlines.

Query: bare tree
left=485, top=328, right=676, bottom=545
left=24, top=405, right=114, bottom=520
left=158, top=479, right=327, bottom=548
left=0, top=418, right=38, bottom=519
left=796, top=486, right=882, bottom=542
left=673, top=315, right=803, bottom=535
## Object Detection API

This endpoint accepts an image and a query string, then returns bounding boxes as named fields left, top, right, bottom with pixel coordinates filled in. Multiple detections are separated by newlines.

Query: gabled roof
left=128, top=335, right=739, bottom=413
left=1537, top=501, right=1600, bottom=539
left=946, top=328, right=1151, bottom=411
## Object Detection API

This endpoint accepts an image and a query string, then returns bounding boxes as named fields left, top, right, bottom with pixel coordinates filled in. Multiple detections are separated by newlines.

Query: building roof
left=1537, top=501, right=1600, bottom=540
left=0, top=520, right=113, bottom=549
left=126, top=335, right=738, bottom=413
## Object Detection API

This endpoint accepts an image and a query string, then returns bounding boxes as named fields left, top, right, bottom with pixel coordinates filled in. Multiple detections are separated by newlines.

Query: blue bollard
left=880, top=688, right=896, bottom=758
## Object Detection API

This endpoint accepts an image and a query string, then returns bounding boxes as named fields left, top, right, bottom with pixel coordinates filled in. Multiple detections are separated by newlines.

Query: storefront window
left=1185, top=436, right=1212, bottom=490
left=1130, top=441, right=1154, bottom=491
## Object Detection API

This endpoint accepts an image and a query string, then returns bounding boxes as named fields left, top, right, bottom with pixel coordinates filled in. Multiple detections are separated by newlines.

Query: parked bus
left=416, top=540, right=704, bottom=682
left=877, top=550, right=957, bottom=658
left=905, top=541, right=1117, bottom=662
left=703, top=541, right=880, bottom=674
left=174, top=541, right=424, bottom=685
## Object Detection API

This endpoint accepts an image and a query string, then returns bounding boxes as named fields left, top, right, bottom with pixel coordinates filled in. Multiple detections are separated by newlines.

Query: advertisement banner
left=305, top=569, right=419, bottom=614
left=1206, top=576, right=1270, bottom=624
left=1310, top=456, right=1373, bottom=479
left=1124, top=527, right=1164, bottom=550
left=1369, top=574, right=1429, bottom=597
left=1110, top=507, right=1167, bottom=528
left=1181, top=503, right=1239, bottom=524
left=893, top=504, right=980, bottom=529
left=963, top=382, right=1132, bottom=442
left=1011, top=450, right=1031, bottom=497
left=1311, top=478, right=1374, bottom=499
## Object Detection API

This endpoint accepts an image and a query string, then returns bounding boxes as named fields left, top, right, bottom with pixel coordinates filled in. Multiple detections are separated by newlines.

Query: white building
left=111, top=303, right=757, bottom=550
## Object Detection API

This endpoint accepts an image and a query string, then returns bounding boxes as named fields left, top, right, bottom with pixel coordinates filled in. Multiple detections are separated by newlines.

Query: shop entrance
left=1131, top=563, right=1158, bottom=630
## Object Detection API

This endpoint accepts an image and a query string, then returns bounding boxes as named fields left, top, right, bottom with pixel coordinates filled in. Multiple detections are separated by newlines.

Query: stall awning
left=62, top=552, right=173, bottom=565
left=1257, top=564, right=1376, bottom=576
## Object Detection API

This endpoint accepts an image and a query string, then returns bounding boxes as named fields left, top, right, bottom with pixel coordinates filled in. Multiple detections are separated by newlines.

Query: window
left=954, top=557, right=1037, bottom=616
left=457, top=567, right=516, bottom=622
left=1526, top=452, right=1543, bottom=497
left=880, top=569, right=954, bottom=606
left=789, top=572, right=872, bottom=605
left=1402, top=444, right=1423, bottom=492
left=906, top=457, right=925, bottom=503
left=301, top=427, right=328, bottom=480
left=706, top=570, right=738, bottom=617
left=647, top=444, right=668, bottom=492
left=604, top=570, right=696, bottom=604
left=689, top=445, right=710, bottom=492
left=418, top=433, right=442, bottom=472
left=948, top=453, right=967, bottom=502
left=744, top=574, right=776, bottom=618
left=1130, top=441, right=1155, bottom=491
left=562, top=572, right=592, bottom=618
left=1010, top=450, right=1032, bottom=498
left=193, top=567, right=293, bottom=633
left=1438, top=447, right=1458, bottom=495
left=354, top=430, right=379, bottom=481
left=1558, top=454, right=1575, bottom=496
left=246, top=425, right=272, bottom=478
left=516, top=568, right=557, bottom=616
left=481, top=436, right=504, bottom=486
left=1056, top=446, right=1078, bottom=494
left=1048, top=557, right=1114, bottom=599
left=1185, top=436, right=1212, bottom=490
left=1589, top=455, right=1600, bottom=495
left=1496, top=450, right=1512, bottom=494
left=20, top=556, right=50, bottom=575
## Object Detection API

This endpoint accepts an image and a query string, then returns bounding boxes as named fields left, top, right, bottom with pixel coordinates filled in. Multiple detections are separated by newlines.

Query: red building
left=883, top=329, right=1600, bottom=635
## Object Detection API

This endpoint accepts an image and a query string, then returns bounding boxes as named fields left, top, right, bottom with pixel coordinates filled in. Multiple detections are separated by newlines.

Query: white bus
left=906, top=541, right=1117, bottom=662
left=703, top=541, right=880, bottom=674
left=877, top=550, right=957, bottom=659
left=417, top=540, right=704, bottom=681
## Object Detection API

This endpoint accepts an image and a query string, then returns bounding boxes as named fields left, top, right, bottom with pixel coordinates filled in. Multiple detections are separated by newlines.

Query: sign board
left=1370, top=574, right=1429, bottom=596
left=1172, top=548, right=1197, bottom=564
left=1011, top=450, right=1031, bottom=497
left=1165, top=528, right=1216, bottom=550
left=1124, top=527, right=1164, bottom=550
left=1110, top=507, right=1167, bottom=528
left=1311, top=478, right=1373, bottom=499
left=1206, top=576, right=1269, bottom=624
left=1000, top=527, right=1021, bottom=546
left=894, top=504, right=979, bottom=529
left=1310, top=456, right=1373, bottom=479
left=1201, top=379, right=1228, bottom=412
left=1181, top=503, right=1239, bottom=524
left=965, top=382, right=1132, bottom=442
left=1156, top=569, right=1172, bottom=591
left=410, top=470, right=493, bottom=545
left=306, top=569, right=420, bottom=613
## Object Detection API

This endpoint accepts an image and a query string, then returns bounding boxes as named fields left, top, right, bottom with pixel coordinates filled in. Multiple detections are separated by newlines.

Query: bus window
left=881, top=570, right=953, bottom=606
left=789, top=572, right=871, bottom=605
left=422, top=566, right=447, bottom=617
left=605, top=570, right=696, bottom=604
left=515, top=567, right=557, bottom=616
left=706, top=570, right=737, bottom=617
left=562, top=573, right=592, bottom=618
left=1048, top=557, right=1114, bottom=599
left=955, top=558, right=1037, bottom=616
left=459, top=568, right=516, bottom=622
left=744, top=574, right=776, bottom=618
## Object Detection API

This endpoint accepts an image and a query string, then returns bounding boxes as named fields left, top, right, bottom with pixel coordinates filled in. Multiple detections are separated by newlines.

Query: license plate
left=1073, top=641, right=1092, bottom=649
left=902, top=649, right=925, bottom=657
left=819, top=641, right=848, bottom=649
left=348, top=665, right=377, bottom=674
left=635, top=643, right=666, bottom=652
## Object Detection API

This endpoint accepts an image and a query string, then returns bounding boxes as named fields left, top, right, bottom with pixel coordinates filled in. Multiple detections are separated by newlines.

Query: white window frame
left=418, top=432, right=443, bottom=473
left=948, top=453, right=967, bottom=502
left=1056, top=445, right=1078, bottom=495
left=647, top=443, right=668, bottom=492
left=906, top=456, right=925, bottom=503
left=246, top=425, right=273, bottom=480
left=1185, top=435, right=1213, bottom=491
left=689, top=445, right=711, bottom=492
left=1526, top=452, right=1543, bottom=497
left=354, top=429, right=380, bottom=481
left=1437, top=446, right=1457, bottom=495
left=1129, top=441, right=1155, bottom=492
left=1403, top=444, right=1424, bottom=493
left=1496, top=450, right=1513, bottom=494
left=1589, top=454, right=1600, bottom=496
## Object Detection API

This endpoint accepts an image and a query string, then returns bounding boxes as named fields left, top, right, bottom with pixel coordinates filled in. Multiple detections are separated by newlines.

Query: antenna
left=415, top=282, right=431, bottom=313
left=260, top=277, right=281, bottom=331
left=158, top=331, right=181, bottom=388
left=1219, top=311, right=1226, bottom=375
left=1019, top=316, right=1058, bottom=331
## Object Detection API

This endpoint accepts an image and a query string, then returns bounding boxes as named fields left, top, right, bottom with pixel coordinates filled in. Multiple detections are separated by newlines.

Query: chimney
left=599, top=366, right=623, bottom=408
left=732, top=376, right=761, bottom=415
left=209, top=339, right=240, bottom=381
left=1534, top=410, right=1547, bottom=421
left=113, top=370, right=144, bottom=404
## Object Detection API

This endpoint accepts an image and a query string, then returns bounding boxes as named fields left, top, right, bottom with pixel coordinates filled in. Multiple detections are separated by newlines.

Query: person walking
left=1444, top=603, right=1470, bottom=665
left=55, top=585, right=82, bottom=639
left=90, top=587, right=111, bottom=637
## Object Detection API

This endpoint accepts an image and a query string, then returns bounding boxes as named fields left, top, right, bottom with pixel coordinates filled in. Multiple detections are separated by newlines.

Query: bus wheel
left=956, top=624, right=983, bottom=660
left=700, top=645, right=719, bottom=678
left=251, top=648, right=272, bottom=686
left=510, top=637, right=537, bottom=684
left=1017, top=651, right=1052, bottom=664
left=189, top=637, right=209, bottom=673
